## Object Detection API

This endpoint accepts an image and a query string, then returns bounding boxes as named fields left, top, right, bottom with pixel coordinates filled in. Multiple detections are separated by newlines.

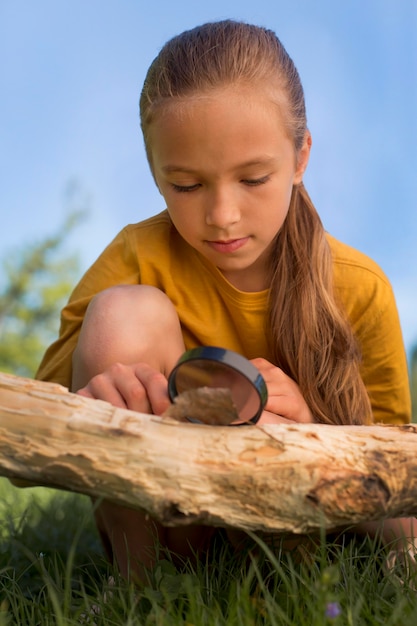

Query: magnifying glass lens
left=168, top=347, right=267, bottom=425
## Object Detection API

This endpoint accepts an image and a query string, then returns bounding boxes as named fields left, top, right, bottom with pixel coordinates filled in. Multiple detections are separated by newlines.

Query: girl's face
left=149, top=86, right=311, bottom=291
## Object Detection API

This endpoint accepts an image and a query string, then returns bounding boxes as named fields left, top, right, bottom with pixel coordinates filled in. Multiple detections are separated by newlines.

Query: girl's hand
left=250, top=357, right=314, bottom=425
left=75, top=362, right=171, bottom=416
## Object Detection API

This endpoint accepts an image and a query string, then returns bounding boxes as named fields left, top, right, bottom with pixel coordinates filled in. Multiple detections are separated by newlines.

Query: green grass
left=1, top=477, right=417, bottom=625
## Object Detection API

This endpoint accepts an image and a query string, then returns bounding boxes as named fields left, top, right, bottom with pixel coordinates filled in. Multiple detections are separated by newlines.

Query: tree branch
left=0, top=371, right=416, bottom=533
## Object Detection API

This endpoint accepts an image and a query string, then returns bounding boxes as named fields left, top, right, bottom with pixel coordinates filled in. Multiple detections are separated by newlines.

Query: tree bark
left=0, top=371, right=416, bottom=533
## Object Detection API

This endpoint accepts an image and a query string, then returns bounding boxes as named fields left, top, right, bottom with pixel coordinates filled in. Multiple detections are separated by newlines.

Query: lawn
left=0, top=477, right=417, bottom=625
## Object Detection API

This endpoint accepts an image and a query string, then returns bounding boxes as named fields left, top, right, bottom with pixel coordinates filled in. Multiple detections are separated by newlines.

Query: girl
left=37, top=20, right=414, bottom=581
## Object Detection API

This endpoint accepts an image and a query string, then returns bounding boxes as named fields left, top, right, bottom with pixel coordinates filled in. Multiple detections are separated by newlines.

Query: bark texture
left=1, top=371, right=416, bottom=533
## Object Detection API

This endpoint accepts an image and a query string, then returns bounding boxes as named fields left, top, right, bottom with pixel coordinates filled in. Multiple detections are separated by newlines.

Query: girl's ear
left=294, top=131, right=312, bottom=184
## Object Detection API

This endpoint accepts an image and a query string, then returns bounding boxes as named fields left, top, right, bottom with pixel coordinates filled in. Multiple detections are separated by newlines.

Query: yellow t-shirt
left=36, top=210, right=411, bottom=425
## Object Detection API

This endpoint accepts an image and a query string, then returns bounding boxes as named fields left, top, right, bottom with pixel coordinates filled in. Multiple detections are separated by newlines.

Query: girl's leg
left=353, top=517, right=417, bottom=559
left=72, top=284, right=185, bottom=388
left=72, top=285, right=214, bottom=581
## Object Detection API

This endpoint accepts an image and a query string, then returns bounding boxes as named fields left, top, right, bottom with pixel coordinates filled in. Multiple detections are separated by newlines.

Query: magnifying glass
left=167, top=346, right=268, bottom=426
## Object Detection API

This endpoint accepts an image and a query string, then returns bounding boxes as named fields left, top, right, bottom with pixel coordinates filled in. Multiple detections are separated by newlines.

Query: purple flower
left=325, top=602, right=341, bottom=619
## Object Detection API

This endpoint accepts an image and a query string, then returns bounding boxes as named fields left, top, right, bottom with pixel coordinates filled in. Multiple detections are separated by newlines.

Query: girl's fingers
left=264, top=394, right=313, bottom=423
left=133, top=364, right=171, bottom=415
left=251, top=357, right=314, bottom=423
left=76, top=362, right=170, bottom=416
left=256, top=410, right=294, bottom=425
left=77, top=370, right=133, bottom=409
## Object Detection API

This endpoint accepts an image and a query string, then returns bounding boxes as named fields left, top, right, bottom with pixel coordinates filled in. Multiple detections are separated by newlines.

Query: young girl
left=36, top=20, right=414, bottom=581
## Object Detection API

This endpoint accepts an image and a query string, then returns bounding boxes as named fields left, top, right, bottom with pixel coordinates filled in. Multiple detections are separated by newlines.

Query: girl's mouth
left=206, top=237, right=250, bottom=253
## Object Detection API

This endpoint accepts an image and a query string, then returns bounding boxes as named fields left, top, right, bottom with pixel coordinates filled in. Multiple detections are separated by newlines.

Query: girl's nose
left=205, top=188, right=241, bottom=228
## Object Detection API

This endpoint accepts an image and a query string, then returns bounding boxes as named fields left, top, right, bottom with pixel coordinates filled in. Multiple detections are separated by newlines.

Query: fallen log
left=0, top=371, right=416, bottom=533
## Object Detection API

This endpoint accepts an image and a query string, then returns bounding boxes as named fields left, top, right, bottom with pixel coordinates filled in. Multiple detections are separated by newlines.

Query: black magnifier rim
left=168, top=346, right=268, bottom=425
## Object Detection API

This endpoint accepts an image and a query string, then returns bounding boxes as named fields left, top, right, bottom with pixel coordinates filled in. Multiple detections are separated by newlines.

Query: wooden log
left=0, top=371, right=416, bottom=533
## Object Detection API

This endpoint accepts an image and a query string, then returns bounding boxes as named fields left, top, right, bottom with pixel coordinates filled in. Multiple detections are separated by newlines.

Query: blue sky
left=1, top=1, right=416, bottom=357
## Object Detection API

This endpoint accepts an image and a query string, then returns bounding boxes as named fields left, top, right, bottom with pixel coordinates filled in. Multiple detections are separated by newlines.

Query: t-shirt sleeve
left=340, top=268, right=411, bottom=425
left=358, top=282, right=411, bottom=425
left=36, top=228, right=140, bottom=389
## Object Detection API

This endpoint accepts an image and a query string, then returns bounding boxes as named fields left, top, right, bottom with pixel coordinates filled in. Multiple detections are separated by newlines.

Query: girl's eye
left=171, top=183, right=200, bottom=193
left=242, top=176, right=270, bottom=186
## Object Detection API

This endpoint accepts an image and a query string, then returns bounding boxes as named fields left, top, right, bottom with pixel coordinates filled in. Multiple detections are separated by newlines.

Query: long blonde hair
left=139, top=20, right=371, bottom=425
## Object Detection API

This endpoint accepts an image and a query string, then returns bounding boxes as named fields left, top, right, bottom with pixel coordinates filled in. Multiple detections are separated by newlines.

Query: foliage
left=0, top=210, right=85, bottom=378
left=1, top=478, right=417, bottom=625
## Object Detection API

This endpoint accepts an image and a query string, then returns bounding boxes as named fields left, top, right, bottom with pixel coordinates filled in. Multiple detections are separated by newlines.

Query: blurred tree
left=411, top=345, right=417, bottom=423
left=0, top=184, right=88, bottom=378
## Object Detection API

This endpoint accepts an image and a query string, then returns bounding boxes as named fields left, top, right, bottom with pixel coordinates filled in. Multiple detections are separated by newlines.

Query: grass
left=1, top=478, right=417, bottom=625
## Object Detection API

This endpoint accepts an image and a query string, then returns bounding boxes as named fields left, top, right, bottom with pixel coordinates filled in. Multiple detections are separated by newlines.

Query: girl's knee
left=86, top=285, right=178, bottom=326
left=73, top=285, right=184, bottom=381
